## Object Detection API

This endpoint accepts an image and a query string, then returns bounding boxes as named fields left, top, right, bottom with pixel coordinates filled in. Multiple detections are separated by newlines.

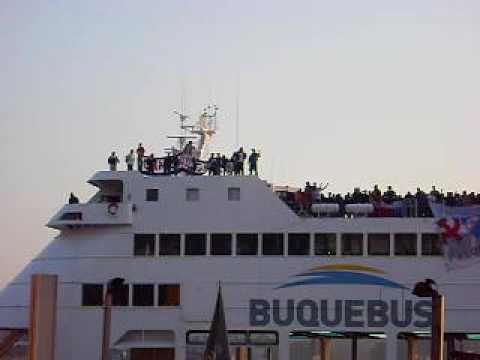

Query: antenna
left=235, top=74, right=240, bottom=148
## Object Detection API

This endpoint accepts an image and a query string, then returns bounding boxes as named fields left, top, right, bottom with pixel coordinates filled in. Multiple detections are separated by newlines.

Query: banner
left=432, top=202, right=480, bottom=270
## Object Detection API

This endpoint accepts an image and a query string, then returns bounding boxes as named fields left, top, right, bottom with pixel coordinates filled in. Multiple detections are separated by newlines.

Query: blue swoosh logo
left=277, top=271, right=406, bottom=290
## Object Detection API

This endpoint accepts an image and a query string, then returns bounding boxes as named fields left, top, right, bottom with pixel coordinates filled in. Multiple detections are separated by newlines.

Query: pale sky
left=1, top=0, right=479, bottom=288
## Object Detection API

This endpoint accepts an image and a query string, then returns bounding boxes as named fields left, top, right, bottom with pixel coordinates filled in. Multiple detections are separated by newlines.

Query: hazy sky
left=1, top=0, right=479, bottom=288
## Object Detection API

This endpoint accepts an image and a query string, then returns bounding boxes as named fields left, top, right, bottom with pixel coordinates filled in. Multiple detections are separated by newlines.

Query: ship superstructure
left=1, top=108, right=480, bottom=360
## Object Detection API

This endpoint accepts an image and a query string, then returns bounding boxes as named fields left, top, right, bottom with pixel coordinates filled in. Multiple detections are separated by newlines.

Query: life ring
left=107, top=203, right=119, bottom=216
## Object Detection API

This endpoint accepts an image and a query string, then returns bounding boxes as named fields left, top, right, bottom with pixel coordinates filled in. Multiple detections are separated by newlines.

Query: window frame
left=367, top=233, right=390, bottom=256
left=314, top=233, right=337, bottom=256
left=228, top=187, right=241, bottom=201
left=186, top=188, right=200, bottom=202
left=394, top=233, right=417, bottom=256
left=132, top=284, right=155, bottom=307
left=82, top=284, right=104, bottom=306
left=236, top=233, right=259, bottom=255
left=421, top=233, right=443, bottom=256
left=287, top=233, right=310, bottom=256
left=158, top=284, right=181, bottom=306
left=145, top=188, right=159, bottom=202
left=185, top=233, right=207, bottom=255
left=341, top=233, right=364, bottom=256
left=210, top=233, right=233, bottom=256
left=159, top=234, right=181, bottom=256
left=134, top=234, right=156, bottom=256
left=262, top=233, right=284, bottom=256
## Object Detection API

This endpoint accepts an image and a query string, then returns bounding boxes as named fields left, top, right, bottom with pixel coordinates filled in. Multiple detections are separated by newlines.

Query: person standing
left=125, top=149, right=135, bottom=171
left=237, top=147, right=247, bottom=175
left=248, top=149, right=260, bottom=176
left=108, top=152, right=119, bottom=171
left=69, top=192, right=79, bottom=204
left=136, top=143, right=145, bottom=171
left=145, top=153, right=156, bottom=175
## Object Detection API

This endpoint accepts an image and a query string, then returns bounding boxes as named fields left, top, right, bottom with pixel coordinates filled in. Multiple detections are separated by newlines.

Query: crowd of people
left=206, top=148, right=260, bottom=176
left=278, top=183, right=480, bottom=218
left=106, top=142, right=261, bottom=176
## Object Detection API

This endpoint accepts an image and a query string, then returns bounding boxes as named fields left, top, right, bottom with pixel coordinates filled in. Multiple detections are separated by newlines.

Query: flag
left=203, top=285, right=231, bottom=360
left=432, top=202, right=480, bottom=270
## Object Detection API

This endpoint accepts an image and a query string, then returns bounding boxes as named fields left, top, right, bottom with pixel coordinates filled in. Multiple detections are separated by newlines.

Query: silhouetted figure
left=136, top=143, right=145, bottom=171
left=248, top=149, right=260, bottom=176
left=125, top=149, right=135, bottom=171
left=108, top=152, right=119, bottom=171
left=237, top=147, right=246, bottom=175
left=69, top=192, right=79, bottom=204
left=163, top=156, right=172, bottom=175
left=145, top=153, right=156, bottom=174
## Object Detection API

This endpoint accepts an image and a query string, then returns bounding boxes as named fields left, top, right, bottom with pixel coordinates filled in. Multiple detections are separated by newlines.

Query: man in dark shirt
left=69, top=192, right=79, bottom=204
left=136, top=143, right=145, bottom=171
left=248, top=149, right=260, bottom=176
left=145, top=153, right=156, bottom=175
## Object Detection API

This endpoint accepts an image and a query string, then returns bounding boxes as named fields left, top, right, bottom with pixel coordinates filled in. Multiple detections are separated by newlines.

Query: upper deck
left=47, top=171, right=446, bottom=232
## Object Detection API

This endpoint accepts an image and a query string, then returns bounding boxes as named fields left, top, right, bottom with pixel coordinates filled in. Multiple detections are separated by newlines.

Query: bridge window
left=185, top=234, right=206, bottom=255
left=228, top=187, right=241, bottom=201
left=341, top=233, right=363, bottom=256
left=314, top=233, right=336, bottom=255
left=395, top=234, right=417, bottom=256
left=211, top=234, right=232, bottom=255
left=368, top=234, right=390, bottom=255
left=262, top=233, right=284, bottom=255
left=186, top=188, right=200, bottom=202
left=158, top=284, right=180, bottom=306
left=60, top=212, right=82, bottom=220
left=134, top=234, right=155, bottom=256
left=146, top=189, right=159, bottom=201
left=422, top=234, right=442, bottom=256
left=159, top=234, right=181, bottom=256
left=288, top=233, right=310, bottom=255
left=82, top=284, right=103, bottom=306
left=132, top=284, right=154, bottom=306
left=237, top=234, right=258, bottom=255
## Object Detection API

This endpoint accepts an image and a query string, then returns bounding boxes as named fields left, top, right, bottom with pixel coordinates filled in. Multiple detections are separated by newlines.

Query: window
left=185, top=234, right=206, bottom=255
left=341, top=233, right=363, bottom=255
left=262, top=233, right=284, bottom=255
left=82, top=284, right=103, bottom=306
left=146, top=189, right=159, bottom=201
left=158, top=284, right=180, bottom=306
left=228, top=187, right=241, bottom=201
left=395, top=233, right=417, bottom=256
left=134, top=234, right=155, bottom=256
left=186, top=188, right=200, bottom=202
left=422, top=234, right=442, bottom=256
left=288, top=233, right=310, bottom=255
left=132, top=284, right=154, bottom=306
left=159, top=234, right=181, bottom=255
left=237, top=234, right=258, bottom=255
left=60, top=212, right=82, bottom=220
left=111, top=284, right=129, bottom=306
left=314, top=233, right=336, bottom=255
left=368, top=234, right=390, bottom=255
left=211, top=234, right=232, bottom=255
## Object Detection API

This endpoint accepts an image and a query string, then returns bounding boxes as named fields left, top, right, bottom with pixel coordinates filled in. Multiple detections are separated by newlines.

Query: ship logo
left=276, top=263, right=406, bottom=290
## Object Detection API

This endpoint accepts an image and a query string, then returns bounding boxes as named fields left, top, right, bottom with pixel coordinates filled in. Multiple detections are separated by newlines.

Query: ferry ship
left=1, top=106, right=480, bottom=360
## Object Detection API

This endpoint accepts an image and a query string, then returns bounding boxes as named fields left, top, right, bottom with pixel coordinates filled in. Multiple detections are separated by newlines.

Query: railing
left=278, top=196, right=436, bottom=218
left=47, top=203, right=133, bottom=229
